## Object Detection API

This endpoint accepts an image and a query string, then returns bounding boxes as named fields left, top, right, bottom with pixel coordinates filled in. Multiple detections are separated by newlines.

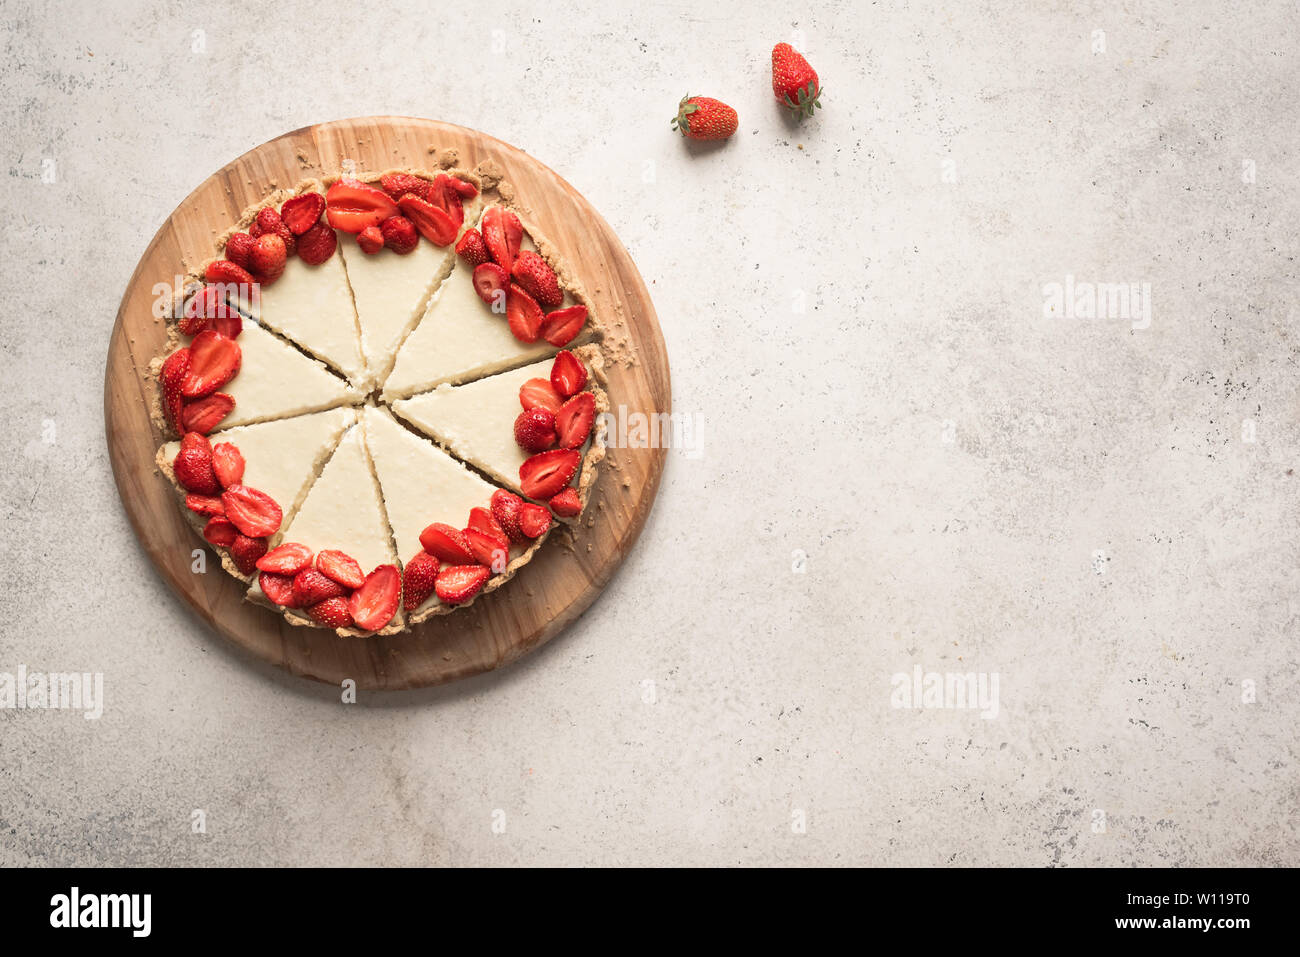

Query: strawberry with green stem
left=671, top=95, right=738, bottom=141
left=771, top=43, right=822, bottom=119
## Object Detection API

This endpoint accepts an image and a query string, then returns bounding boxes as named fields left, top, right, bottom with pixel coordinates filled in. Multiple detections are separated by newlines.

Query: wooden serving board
left=105, top=116, right=670, bottom=690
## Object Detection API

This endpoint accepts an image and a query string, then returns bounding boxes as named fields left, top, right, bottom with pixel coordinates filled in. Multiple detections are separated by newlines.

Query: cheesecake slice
left=190, top=320, right=361, bottom=430
left=255, top=420, right=403, bottom=634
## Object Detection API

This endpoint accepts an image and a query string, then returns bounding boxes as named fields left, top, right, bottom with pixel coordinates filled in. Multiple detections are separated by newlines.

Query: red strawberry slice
left=519, top=377, right=562, bottom=415
left=379, top=173, right=432, bottom=203
left=230, top=534, right=268, bottom=575
left=490, top=489, right=527, bottom=543
left=160, top=348, right=190, bottom=433
left=325, top=179, right=399, bottom=234
left=181, top=331, right=241, bottom=398
left=292, top=568, right=348, bottom=607
left=519, top=448, right=580, bottom=501
left=296, top=223, right=338, bottom=265
left=467, top=506, right=509, bottom=542
left=205, top=259, right=256, bottom=288
left=255, top=542, right=314, bottom=575
left=550, top=350, right=588, bottom=398
left=380, top=215, right=418, bottom=254
left=211, top=442, right=245, bottom=487
left=511, top=251, right=564, bottom=308
left=173, top=442, right=219, bottom=495
left=307, top=596, right=353, bottom=628
left=224, top=232, right=255, bottom=270
left=180, top=431, right=210, bottom=452
left=356, top=225, right=384, bottom=254
left=548, top=487, right=582, bottom=518
left=348, top=564, right=401, bottom=631
left=402, top=552, right=441, bottom=611
left=316, top=549, right=365, bottom=590
left=419, top=522, right=476, bottom=564
left=514, top=408, right=557, bottom=453
left=456, top=228, right=490, bottom=267
left=258, top=571, right=298, bottom=607
left=506, top=284, right=544, bottom=342
left=480, top=207, right=523, bottom=273
left=180, top=285, right=235, bottom=337
left=434, top=564, right=489, bottom=605
left=397, top=194, right=459, bottom=246
left=427, top=174, right=465, bottom=229
left=539, top=305, right=587, bottom=347
left=185, top=493, right=224, bottom=516
left=180, top=392, right=234, bottom=434
left=202, top=516, right=238, bottom=547
left=555, top=392, right=596, bottom=449
left=449, top=177, right=478, bottom=199
left=472, top=262, right=510, bottom=308
left=465, top=526, right=510, bottom=571
left=249, top=233, right=287, bottom=283
left=220, top=485, right=282, bottom=537
left=211, top=310, right=242, bottom=339
left=279, top=192, right=326, bottom=235
left=518, top=503, right=552, bottom=538
left=250, top=207, right=296, bottom=257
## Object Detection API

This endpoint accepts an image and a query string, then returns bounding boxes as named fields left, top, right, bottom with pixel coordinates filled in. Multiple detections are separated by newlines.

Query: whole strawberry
left=771, top=43, right=823, bottom=119
left=671, top=95, right=738, bottom=141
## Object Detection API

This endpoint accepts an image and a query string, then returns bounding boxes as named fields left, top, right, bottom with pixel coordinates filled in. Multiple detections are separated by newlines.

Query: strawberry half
left=465, top=526, right=510, bottom=571
left=550, top=350, right=588, bottom=398
left=348, top=564, right=401, bottom=631
left=555, top=392, right=595, bottom=449
left=230, top=534, right=268, bottom=575
left=511, top=251, right=564, bottom=308
left=224, top=232, right=255, bottom=270
left=419, top=523, right=476, bottom=564
left=316, top=549, right=365, bottom=590
left=490, top=489, right=527, bottom=543
left=449, top=177, right=478, bottom=199
left=160, top=348, right=190, bottom=433
left=356, top=225, right=384, bottom=255
left=296, top=223, right=338, bottom=265
left=480, top=207, right=523, bottom=273
left=472, top=262, right=510, bottom=309
left=180, top=285, right=236, bottom=337
left=548, top=487, right=582, bottom=518
left=518, top=503, right=552, bottom=539
left=255, top=542, right=314, bottom=575
left=397, top=194, right=458, bottom=246
left=519, top=448, right=581, bottom=501
left=467, top=506, right=509, bottom=543
left=181, top=330, right=241, bottom=399
left=307, top=596, right=353, bottom=628
left=456, top=228, right=489, bottom=267
left=380, top=215, right=418, bottom=254
left=292, top=568, right=348, bottom=607
left=379, top=173, right=431, bottom=203
left=434, top=564, right=489, bottom=605
left=220, top=485, right=282, bottom=538
left=202, top=516, right=238, bottom=547
left=506, top=284, right=544, bottom=342
left=249, top=233, right=287, bottom=283
left=514, top=408, right=557, bottom=453
left=402, top=552, right=441, bottom=611
left=428, top=174, right=466, bottom=230
left=540, top=305, right=587, bottom=347
left=258, top=571, right=298, bottom=608
left=519, top=377, right=562, bottom=415
left=205, top=259, right=256, bottom=289
left=279, top=192, right=326, bottom=235
left=173, top=441, right=219, bottom=495
left=185, top=493, right=224, bottom=517
left=211, top=442, right=245, bottom=487
left=180, top=392, right=234, bottom=434
left=325, top=179, right=400, bottom=234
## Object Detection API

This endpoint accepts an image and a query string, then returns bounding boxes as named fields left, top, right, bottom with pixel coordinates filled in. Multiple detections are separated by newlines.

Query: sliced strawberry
left=519, top=377, right=562, bottom=415
left=519, top=448, right=581, bottom=500
left=427, top=174, right=464, bottom=223
left=292, top=568, right=348, bottom=607
left=506, top=283, right=544, bottom=342
left=348, top=564, right=401, bottom=631
left=249, top=207, right=296, bottom=257
left=419, top=522, right=476, bottom=564
left=490, top=489, right=527, bottom=543
left=449, top=177, right=479, bottom=199
left=185, top=493, right=224, bottom=516
left=210, top=310, right=243, bottom=338
left=325, top=178, right=400, bottom=234
left=180, top=285, right=235, bottom=337
left=220, top=485, right=282, bottom=537
left=480, top=207, right=523, bottom=273
left=279, top=192, right=326, bottom=235
left=211, top=442, right=245, bottom=487
left=397, top=194, right=458, bottom=246
left=472, top=262, right=510, bottom=308
left=511, top=250, right=564, bottom=308
left=356, top=225, right=384, bottom=254
left=181, top=392, right=234, bottom=434
left=230, top=534, right=268, bottom=575
left=249, top=233, right=287, bottom=283
left=434, top=564, right=489, bottom=605
left=181, top=330, right=241, bottom=398
left=173, top=442, right=219, bottom=495
left=307, top=596, right=353, bottom=628
left=465, top=526, right=510, bottom=571
left=514, top=408, right=557, bottom=453
left=540, top=305, right=588, bottom=347
left=296, top=223, right=338, bottom=265
left=160, top=348, right=190, bottom=433
left=548, top=487, right=582, bottom=518
left=379, top=173, right=432, bottom=203
left=205, top=259, right=256, bottom=289
left=202, top=515, right=238, bottom=547
left=255, top=542, right=314, bottom=575
left=180, top=431, right=210, bottom=452
left=550, top=350, right=588, bottom=398
left=224, top=232, right=255, bottom=270
left=456, top=228, right=490, bottom=267
left=467, top=506, right=508, bottom=543
left=316, top=549, right=365, bottom=589
left=258, top=571, right=298, bottom=608
left=555, top=392, right=595, bottom=449
left=402, top=552, right=441, bottom=611
left=518, top=503, right=552, bottom=538
left=380, top=215, right=418, bottom=254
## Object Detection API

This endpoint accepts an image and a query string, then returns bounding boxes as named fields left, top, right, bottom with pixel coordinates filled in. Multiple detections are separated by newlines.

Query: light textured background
left=1, top=0, right=1297, bottom=866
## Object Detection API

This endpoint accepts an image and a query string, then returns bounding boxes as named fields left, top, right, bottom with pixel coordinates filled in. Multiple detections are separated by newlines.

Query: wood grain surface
left=104, top=116, right=670, bottom=690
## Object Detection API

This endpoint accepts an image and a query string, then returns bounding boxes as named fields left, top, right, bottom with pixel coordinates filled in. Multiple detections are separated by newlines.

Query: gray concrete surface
left=1, top=0, right=1297, bottom=866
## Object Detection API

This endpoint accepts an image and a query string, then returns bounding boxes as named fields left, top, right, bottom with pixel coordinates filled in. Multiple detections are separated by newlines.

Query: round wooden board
left=105, top=116, right=669, bottom=690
